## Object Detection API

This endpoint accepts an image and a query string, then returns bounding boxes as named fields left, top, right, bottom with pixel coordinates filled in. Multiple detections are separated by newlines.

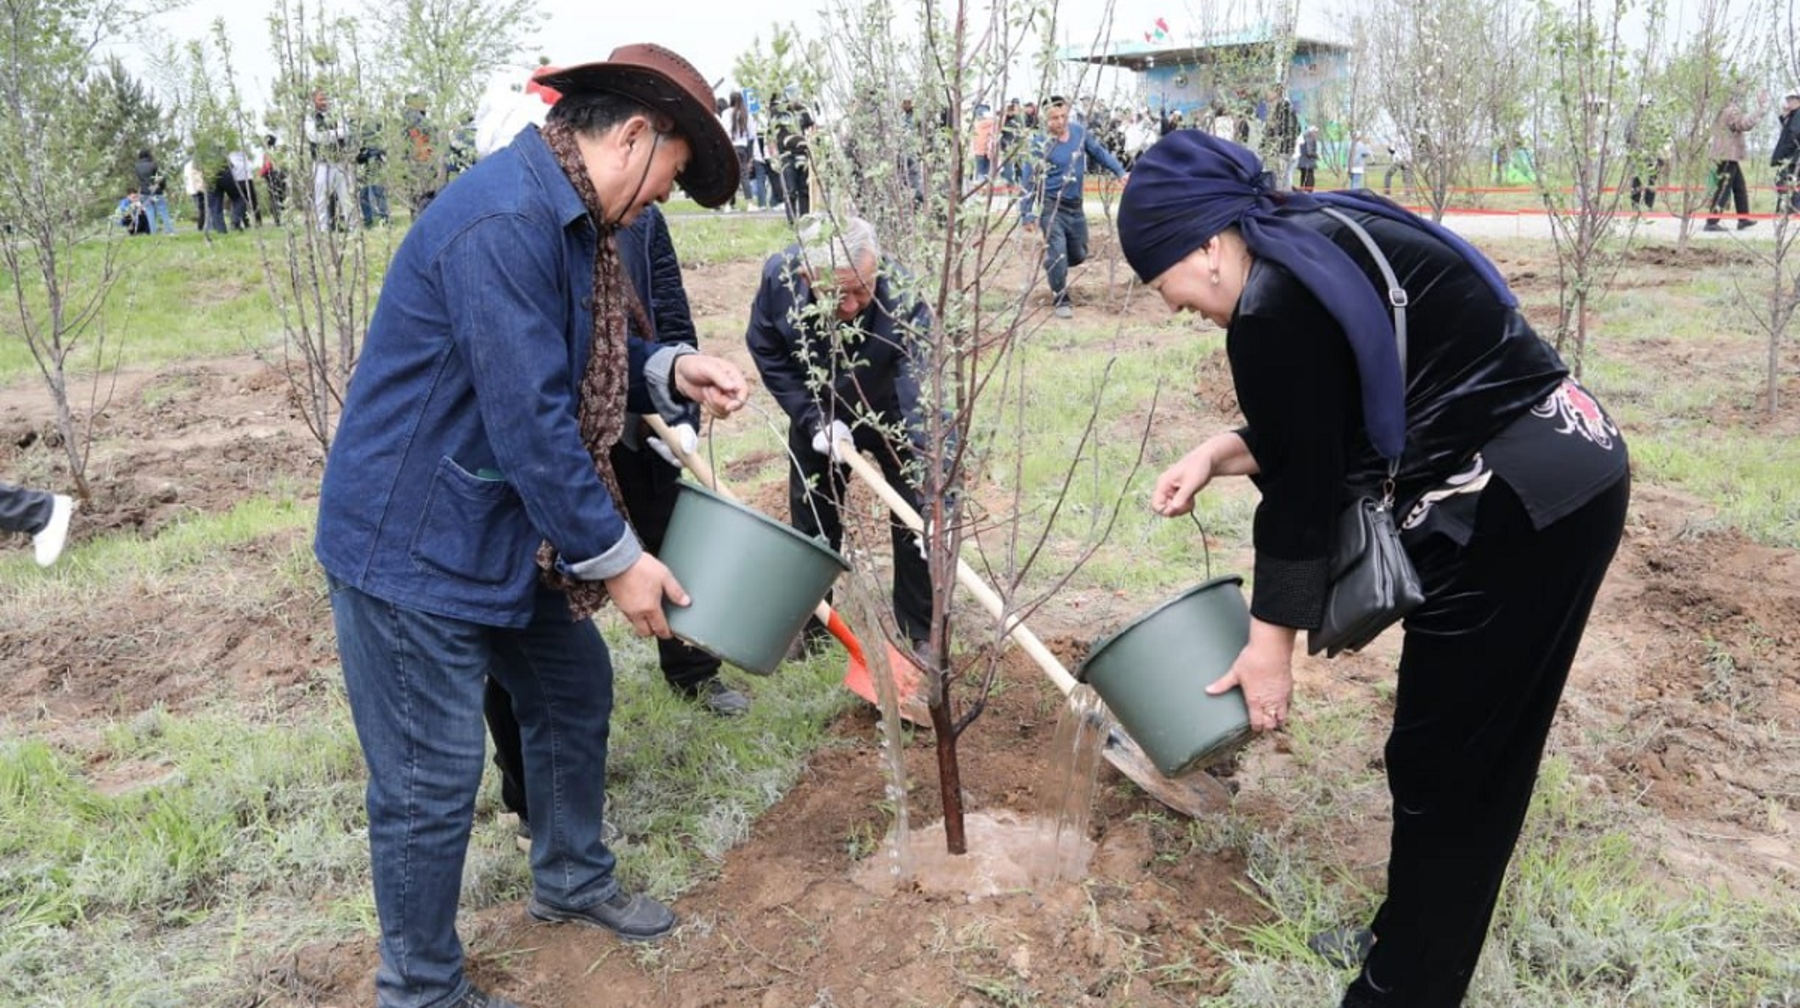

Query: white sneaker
left=33, top=494, right=74, bottom=567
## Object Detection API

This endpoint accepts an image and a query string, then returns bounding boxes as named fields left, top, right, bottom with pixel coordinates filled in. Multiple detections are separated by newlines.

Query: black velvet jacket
left=1228, top=207, right=1568, bottom=629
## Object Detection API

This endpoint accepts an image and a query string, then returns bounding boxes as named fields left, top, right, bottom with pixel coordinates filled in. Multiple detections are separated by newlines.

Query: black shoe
left=452, top=987, right=523, bottom=1008
left=785, top=626, right=831, bottom=662
left=1738, top=219, right=1758, bottom=230
left=1703, top=221, right=1727, bottom=232
left=515, top=816, right=622, bottom=853
left=682, top=677, right=750, bottom=717
left=1307, top=926, right=1374, bottom=969
left=527, top=890, right=677, bottom=941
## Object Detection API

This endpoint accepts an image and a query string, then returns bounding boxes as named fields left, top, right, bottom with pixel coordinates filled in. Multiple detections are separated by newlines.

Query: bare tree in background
left=1530, top=0, right=1656, bottom=375
left=367, top=0, right=541, bottom=211
left=1745, top=0, right=1800, bottom=413
left=1368, top=0, right=1509, bottom=220
left=0, top=0, right=167, bottom=501
left=1649, top=0, right=1757, bottom=249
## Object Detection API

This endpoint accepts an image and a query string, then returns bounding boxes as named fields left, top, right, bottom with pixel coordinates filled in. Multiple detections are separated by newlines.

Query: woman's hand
left=1152, top=443, right=1217, bottom=517
left=1152, top=431, right=1258, bottom=517
left=1206, top=619, right=1296, bottom=732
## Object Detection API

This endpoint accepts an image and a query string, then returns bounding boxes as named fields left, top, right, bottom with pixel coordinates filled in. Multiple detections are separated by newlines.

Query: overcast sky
left=121, top=0, right=1355, bottom=111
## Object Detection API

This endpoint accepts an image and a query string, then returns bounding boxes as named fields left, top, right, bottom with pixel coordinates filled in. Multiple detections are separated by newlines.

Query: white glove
left=646, top=422, right=698, bottom=469
left=811, top=420, right=853, bottom=464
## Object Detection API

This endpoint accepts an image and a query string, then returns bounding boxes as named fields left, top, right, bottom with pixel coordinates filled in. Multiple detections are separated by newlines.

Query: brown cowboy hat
left=537, top=43, right=738, bottom=208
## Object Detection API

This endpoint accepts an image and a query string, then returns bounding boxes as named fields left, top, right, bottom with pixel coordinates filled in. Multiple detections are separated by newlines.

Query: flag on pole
left=1144, top=16, right=1171, bottom=43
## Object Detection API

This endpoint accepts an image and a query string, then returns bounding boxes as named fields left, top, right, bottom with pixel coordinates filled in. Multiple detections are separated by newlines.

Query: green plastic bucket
left=1077, top=576, right=1253, bottom=777
left=660, top=481, right=849, bottom=676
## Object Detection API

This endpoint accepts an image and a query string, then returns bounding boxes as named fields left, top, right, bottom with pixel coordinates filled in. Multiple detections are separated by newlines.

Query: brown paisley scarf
left=535, top=120, right=656, bottom=620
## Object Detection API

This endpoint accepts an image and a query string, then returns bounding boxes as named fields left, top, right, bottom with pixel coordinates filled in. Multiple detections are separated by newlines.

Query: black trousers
left=483, top=442, right=721, bottom=819
left=780, top=157, right=810, bottom=224
left=1, top=481, right=53, bottom=534
left=1629, top=158, right=1663, bottom=210
left=1707, top=159, right=1750, bottom=224
left=788, top=419, right=932, bottom=645
left=1344, top=472, right=1630, bottom=1008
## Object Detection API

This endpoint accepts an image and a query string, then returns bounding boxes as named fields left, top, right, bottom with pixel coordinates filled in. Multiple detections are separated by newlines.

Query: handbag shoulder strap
left=1318, top=205, right=1408, bottom=485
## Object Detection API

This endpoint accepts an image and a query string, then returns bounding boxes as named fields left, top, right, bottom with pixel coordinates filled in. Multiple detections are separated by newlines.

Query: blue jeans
left=144, top=194, right=173, bottom=234
left=1042, top=196, right=1089, bottom=306
left=330, top=579, right=620, bottom=1008
left=361, top=183, right=391, bottom=225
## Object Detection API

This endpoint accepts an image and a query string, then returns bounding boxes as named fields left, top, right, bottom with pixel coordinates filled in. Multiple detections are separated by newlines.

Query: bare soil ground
left=3, top=242, right=1797, bottom=1006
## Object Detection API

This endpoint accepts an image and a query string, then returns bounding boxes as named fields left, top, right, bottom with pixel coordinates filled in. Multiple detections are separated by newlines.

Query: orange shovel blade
left=828, top=610, right=929, bottom=725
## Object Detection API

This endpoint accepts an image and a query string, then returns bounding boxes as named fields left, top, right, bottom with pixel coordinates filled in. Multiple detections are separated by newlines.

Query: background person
left=132, top=148, right=175, bottom=235
left=1706, top=88, right=1767, bottom=231
left=1771, top=91, right=1800, bottom=215
left=305, top=90, right=354, bottom=229
left=1019, top=95, right=1128, bottom=319
left=1119, top=131, right=1630, bottom=1008
left=115, top=189, right=151, bottom=235
left=313, top=42, right=743, bottom=1008
left=1295, top=124, right=1321, bottom=190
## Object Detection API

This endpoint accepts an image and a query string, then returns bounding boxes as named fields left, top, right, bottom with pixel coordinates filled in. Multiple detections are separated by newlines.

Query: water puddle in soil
left=852, top=810, right=1098, bottom=897
left=853, top=685, right=1106, bottom=897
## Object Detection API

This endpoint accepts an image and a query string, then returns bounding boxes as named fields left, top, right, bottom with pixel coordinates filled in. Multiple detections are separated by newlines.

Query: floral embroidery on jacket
left=1532, top=378, right=1619, bottom=450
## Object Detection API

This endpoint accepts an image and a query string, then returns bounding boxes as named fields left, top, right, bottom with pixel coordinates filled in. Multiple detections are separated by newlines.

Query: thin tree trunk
left=929, top=695, right=967, bottom=855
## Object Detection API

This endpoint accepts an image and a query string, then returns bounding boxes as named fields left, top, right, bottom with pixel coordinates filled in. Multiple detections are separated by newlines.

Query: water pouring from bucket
left=830, top=431, right=1235, bottom=818
left=1077, top=576, right=1254, bottom=777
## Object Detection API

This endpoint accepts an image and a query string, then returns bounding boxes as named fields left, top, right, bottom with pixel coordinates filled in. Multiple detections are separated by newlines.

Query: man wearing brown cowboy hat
left=315, top=42, right=743, bottom=1008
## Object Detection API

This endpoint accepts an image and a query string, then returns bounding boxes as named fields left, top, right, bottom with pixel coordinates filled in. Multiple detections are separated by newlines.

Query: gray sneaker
left=1053, top=303, right=1073, bottom=319
left=527, top=890, right=677, bottom=941
left=687, top=677, right=750, bottom=717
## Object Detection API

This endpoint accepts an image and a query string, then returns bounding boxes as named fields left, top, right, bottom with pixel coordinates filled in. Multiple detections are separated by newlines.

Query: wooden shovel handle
left=831, top=437, right=1081, bottom=697
left=643, top=414, right=834, bottom=625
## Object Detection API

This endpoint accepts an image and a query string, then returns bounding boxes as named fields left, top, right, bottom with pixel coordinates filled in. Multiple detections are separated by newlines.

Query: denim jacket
left=315, top=125, right=691, bottom=627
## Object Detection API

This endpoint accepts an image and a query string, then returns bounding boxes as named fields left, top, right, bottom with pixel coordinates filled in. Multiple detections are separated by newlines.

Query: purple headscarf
left=1118, top=131, right=1517, bottom=460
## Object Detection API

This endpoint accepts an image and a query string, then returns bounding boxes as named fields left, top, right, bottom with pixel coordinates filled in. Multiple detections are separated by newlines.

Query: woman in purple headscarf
left=1118, top=131, right=1631, bottom=1007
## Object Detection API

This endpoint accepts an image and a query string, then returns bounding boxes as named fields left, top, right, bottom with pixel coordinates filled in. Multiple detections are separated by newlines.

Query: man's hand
left=603, top=553, right=689, bottom=639
left=673, top=354, right=748, bottom=419
left=646, top=422, right=697, bottom=469
left=811, top=419, right=853, bottom=463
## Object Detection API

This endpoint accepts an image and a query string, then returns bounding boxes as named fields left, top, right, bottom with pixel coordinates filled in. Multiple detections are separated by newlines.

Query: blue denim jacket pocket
left=409, top=457, right=532, bottom=586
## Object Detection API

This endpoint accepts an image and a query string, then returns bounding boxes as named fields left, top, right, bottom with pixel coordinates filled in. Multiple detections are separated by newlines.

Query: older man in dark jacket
left=746, top=215, right=933, bottom=651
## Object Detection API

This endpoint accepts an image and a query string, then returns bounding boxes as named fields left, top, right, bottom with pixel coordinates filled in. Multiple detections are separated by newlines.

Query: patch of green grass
left=1190, top=755, right=1800, bottom=1006
left=0, top=702, right=369, bottom=1005
left=0, top=492, right=316, bottom=593
left=1625, top=433, right=1800, bottom=547
left=1, top=228, right=401, bottom=385
left=664, top=211, right=795, bottom=265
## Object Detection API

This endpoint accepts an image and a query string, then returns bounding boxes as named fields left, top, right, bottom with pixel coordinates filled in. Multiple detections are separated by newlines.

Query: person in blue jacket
left=1019, top=95, right=1129, bottom=319
left=313, top=44, right=745, bottom=1008
left=482, top=203, right=751, bottom=858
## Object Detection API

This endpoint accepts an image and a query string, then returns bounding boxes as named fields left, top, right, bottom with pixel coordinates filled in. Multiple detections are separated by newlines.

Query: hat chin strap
left=609, top=131, right=663, bottom=228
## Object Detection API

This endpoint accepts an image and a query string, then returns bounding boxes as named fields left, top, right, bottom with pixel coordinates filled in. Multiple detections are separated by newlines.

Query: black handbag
left=1307, top=208, right=1425, bottom=657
